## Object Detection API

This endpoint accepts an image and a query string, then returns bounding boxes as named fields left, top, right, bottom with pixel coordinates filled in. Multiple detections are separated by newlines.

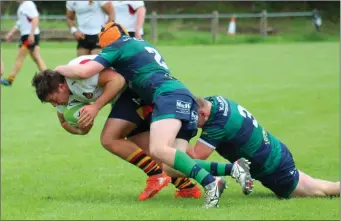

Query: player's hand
left=78, top=121, right=93, bottom=135
left=78, top=104, right=100, bottom=129
left=74, top=31, right=85, bottom=40
left=5, top=33, right=12, bottom=41
left=28, top=34, right=35, bottom=44
left=135, top=32, right=142, bottom=39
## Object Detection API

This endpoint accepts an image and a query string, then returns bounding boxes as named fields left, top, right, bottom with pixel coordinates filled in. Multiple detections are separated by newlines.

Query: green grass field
left=1, top=41, right=340, bottom=220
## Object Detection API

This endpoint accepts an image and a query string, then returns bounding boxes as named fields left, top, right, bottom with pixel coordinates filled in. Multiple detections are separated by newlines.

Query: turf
left=1, top=41, right=339, bottom=220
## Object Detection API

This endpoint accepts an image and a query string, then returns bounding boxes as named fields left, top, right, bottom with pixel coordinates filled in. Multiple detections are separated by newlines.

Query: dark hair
left=31, top=69, right=66, bottom=102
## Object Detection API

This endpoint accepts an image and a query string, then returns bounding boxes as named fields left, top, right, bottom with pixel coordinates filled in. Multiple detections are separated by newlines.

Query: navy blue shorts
left=257, top=143, right=299, bottom=199
left=108, top=89, right=152, bottom=138
left=152, top=93, right=198, bottom=141
left=108, top=89, right=142, bottom=124
left=77, top=34, right=101, bottom=50
left=19, top=34, right=40, bottom=51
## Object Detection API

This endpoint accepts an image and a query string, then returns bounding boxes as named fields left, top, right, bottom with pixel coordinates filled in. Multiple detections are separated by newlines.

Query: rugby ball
left=64, top=101, right=86, bottom=127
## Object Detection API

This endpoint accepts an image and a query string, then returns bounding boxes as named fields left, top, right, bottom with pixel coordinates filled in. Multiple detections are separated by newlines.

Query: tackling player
left=54, top=22, right=236, bottom=208
left=31, top=55, right=202, bottom=201
left=186, top=96, right=340, bottom=198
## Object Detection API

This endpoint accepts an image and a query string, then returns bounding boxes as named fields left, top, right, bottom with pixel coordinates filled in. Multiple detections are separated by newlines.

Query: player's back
left=98, top=36, right=190, bottom=103
left=203, top=96, right=283, bottom=178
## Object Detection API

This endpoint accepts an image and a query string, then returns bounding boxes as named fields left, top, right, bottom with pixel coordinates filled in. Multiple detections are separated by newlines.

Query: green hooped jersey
left=199, top=96, right=283, bottom=178
left=94, top=36, right=192, bottom=104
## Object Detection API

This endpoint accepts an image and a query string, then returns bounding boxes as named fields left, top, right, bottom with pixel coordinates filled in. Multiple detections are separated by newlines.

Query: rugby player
left=1, top=0, right=46, bottom=86
left=31, top=55, right=202, bottom=201
left=66, top=1, right=114, bottom=56
left=54, top=22, right=232, bottom=208
left=186, top=96, right=340, bottom=198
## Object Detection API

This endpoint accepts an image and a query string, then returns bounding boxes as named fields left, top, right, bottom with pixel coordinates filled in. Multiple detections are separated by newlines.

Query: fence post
left=150, top=11, right=158, bottom=44
left=260, top=10, right=268, bottom=37
left=211, top=11, right=219, bottom=43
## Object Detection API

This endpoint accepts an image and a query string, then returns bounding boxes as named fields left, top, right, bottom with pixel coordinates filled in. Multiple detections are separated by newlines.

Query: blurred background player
left=1, top=0, right=46, bottom=86
left=66, top=0, right=115, bottom=56
left=1, top=57, right=4, bottom=76
left=112, top=1, right=146, bottom=39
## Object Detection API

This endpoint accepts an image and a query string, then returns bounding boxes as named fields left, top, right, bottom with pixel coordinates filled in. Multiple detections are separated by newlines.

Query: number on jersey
left=238, top=105, right=259, bottom=128
left=145, top=46, right=169, bottom=70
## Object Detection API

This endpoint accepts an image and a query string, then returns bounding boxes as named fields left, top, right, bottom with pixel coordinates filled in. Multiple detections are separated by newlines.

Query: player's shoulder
left=22, top=1, right=36, bottom=8
left=68, top=55, right=97, bottom=65
left=105, top=35, right=140, bottom=49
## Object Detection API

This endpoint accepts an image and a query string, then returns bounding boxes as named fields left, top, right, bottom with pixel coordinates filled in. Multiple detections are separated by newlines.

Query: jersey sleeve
left=25, top=1, right=39, bottom=18
left=129, top=1, right=145, bottom=10
left=66, top=1, right=74, bottom=11
left=198, top=127, right=225, bottom=150
left=93, top=46, right=121, bottom=68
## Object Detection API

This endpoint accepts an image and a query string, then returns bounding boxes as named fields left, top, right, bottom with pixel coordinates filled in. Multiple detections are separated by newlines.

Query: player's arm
left=187, top=129, right=219, bottom=159
left=186, top=141, right=215, bottom=160
left=30, top=16, right=39, bottom=35
left=57, top=111, right=92, bottom=135
left=66, top=9, right=77, bottom=33
left=101, top=1, right=115, bottom=22
left=135, top=5, right=146, bottom=37
left=55, top=49, right=117, bottom=79
left=78, top=69, right=126, bottom=128
left=5, top=21, right=19, bottom=41
left=95, top=68, right=125, bottom=110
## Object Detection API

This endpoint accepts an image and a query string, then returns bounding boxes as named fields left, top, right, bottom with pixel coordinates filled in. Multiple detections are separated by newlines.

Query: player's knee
left=149, top=145, right=165, bottom=159
left=100, top=135, right=115, bottom=151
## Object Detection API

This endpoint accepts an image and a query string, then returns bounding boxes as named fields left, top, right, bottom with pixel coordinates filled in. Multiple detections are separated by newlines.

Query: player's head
left=196, top=97, right=211, bottom=128
left=31, top=69, right=70, bottom=106
left=98, top=21, right=129, bottom=48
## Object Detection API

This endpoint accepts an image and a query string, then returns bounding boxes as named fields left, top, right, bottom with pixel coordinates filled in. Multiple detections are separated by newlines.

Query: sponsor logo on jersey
left=216, top=96, right=229, bottom=116
left=176, top=100, right=191, bottom=114
left=82, top=92, right=94, bottom=99
left=262, top=129, right=270, bottom=145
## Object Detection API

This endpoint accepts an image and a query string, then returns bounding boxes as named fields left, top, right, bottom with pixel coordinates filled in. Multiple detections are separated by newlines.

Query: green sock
left=194, top=159, right=232, bottom=176
left=173, top=150, right=215, bottom=187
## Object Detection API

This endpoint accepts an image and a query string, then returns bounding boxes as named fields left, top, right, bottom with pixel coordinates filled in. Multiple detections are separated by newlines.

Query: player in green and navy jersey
left=187, top=95, right=340, bottom=198
left=54, top=21, right=228, bottom=208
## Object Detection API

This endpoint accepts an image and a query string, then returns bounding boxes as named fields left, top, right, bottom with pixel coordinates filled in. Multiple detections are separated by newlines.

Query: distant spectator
left=1, top=0, right=46, bottom=87
left=112, top=1, right=146, bottom=39
left=312, top=9, right=322, bottom=32
left=66, top=1, right=115, bottom=56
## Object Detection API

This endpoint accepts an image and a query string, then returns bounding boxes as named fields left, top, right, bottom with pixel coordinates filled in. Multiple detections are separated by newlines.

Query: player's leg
left=1, top=57, right=4, bottom=76
left=90, top=48, right=101, bottom=55
left=101, top=91, right=171, bottom=200
left=28, top=35, right=46, bottom=71
left=76, top=36, right=91, bottom=56
left=128, top=120, right=201, bottom=199
left=258, top=143, right=339, bottom=198
left=89, top=34, right=102, bottom=55
left=193, top=158, right=254, bottom=195
left=290, top=170, right=340, bottom=197
left=1, top=43, right=29, bottom=86
left=149, top=93, right=226, bottom=208
left=29, top=46, right=47, bottom=71
left=101, top=118, right=171, bottom=201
